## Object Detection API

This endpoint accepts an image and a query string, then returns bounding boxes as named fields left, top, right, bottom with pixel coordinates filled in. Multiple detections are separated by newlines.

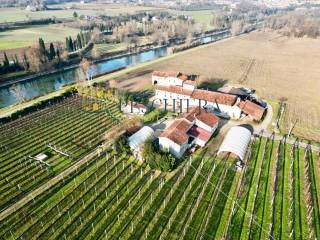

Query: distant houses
left=159, top=107, right=219, bottom=158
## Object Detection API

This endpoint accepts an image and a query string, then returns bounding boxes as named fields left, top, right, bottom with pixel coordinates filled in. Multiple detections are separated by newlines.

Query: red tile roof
left=178, top=74, right=189, bottom=81
left=155, top=85, right=236, bottom=106
left=187, top=125, right=213, bottom=142
left=152, top=71, right=196, bottom=84
left=191, top=89, right=237, bottom=106
left=160, top=107, right=219, bottom=146
left=182, top=107, right=199, bottom=122
left=195, top=110, right=220, bottom=128
left=155, top=85, right=193, bottom=96
left=160, top=119, right=191, bottom=145
left=237, top=100, right=266, bottom=121
left=152, top=71, right=181, bottom=78
left=181, top=107, right=219, bottom=128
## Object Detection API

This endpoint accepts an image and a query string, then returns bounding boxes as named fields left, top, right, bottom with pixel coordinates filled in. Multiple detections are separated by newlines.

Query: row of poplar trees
left=38, top=38, right=60, bottom=63
left=65, top=31, right=91, bottom=52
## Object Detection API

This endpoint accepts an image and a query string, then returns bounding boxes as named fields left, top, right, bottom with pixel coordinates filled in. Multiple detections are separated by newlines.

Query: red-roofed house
left=152, top=71, right=197, bottom=90
left=187, top=125, right=212, bottom=147
left=159, top=107, right=219, bottom=158
left=237, top=100, right=266, bottom=121
left=154, top=85, right=242, bottom=119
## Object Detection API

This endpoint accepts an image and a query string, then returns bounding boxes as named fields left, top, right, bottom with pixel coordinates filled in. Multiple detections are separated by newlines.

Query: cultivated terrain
left=112, top=30, right=320, bottom=141
left=0, top=96, right=319, bottom=240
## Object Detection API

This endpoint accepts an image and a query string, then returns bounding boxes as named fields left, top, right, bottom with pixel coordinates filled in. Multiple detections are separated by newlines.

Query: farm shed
left=218, top=126, right=252, bottom=160
left=128, top=126, right=155, bottom=159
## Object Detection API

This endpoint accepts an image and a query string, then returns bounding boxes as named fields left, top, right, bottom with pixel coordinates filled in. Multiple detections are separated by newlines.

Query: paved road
left=0, top=142, right=110, bottom=222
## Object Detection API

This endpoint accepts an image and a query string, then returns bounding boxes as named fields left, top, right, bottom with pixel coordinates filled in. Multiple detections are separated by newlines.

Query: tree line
left=0, top=52, right=27, bottom=75
left=65, top=31, right=91, bottom=53
left=264, top=9, right=320, bottom=38
left=0, top=31, right=92, bottom=76
left=211, top=3, right=287, bottom=35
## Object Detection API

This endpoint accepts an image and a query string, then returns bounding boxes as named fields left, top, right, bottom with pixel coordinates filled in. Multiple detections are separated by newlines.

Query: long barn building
left=152, top=71, right=265, bottom=121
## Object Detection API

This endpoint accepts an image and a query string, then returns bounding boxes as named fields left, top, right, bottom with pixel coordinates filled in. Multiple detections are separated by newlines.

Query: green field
left=0, top=24, right=79, bottom=50
left=0, top=5, right=165, bottom=23
left=0, top=95, right=320, bottom=239
left=0, top=8, right=99, bottom=23
left=93, top=43, right=128, bottom=55
left=187, top=10, right=214, bottom=30
left=166, top=9, right=215, bottom=30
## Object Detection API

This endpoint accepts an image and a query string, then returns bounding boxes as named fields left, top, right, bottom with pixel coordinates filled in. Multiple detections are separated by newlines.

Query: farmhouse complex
left=159, top=107, right=220, bottom=158
left=152, top=71, right=266, bottom=121
left=149, top=70, right=268, bottom=159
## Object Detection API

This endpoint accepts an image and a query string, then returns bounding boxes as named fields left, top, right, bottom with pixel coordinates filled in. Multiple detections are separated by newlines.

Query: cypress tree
left=22, top=53, right=29, bottom=70
left=77, top=34, right=82, bottom=49
left=80, top=31, right=85, bottom=47
left=3, top=52, right=9, bottom=67
left=14, top=55, right=19, bottom=66
left=38, top=38, right=48, bottom=62
left=56, top=48, right=60, bottom=60
left=65, top=37, right=70, bottom=51
left=87, top=31, right=91, bottom=44
left=68, top=36, right=74, bottom=52
left=49, top=43, right=56, bottom=60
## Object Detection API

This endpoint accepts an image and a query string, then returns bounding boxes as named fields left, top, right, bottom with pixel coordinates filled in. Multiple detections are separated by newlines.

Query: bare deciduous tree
left=231, top=20, right=244, bottom=36
left=10, top=84, right=26, bottom=103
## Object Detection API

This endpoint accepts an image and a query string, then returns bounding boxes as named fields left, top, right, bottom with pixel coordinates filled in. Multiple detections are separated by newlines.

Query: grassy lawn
left=239, top=138, right=266, bottom=240
left=93, top=36, right=152, bottom=56
left=0, top=8, right=106, bottom=23
left=94, top=43, right=128, bottom=55
left=0, top=5, right=166, bottom=23
left=0, top=24, right=79, bottom=50
left=259, top=141, right=277, bottom=240
left=0, top=70, right=27, bottom=80
left=188, top=10, right=214, bottom=30
left=0, top=41, right=31, bottom=50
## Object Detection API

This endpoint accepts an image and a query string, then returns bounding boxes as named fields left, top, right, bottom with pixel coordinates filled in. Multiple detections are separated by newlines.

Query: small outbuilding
left=128, top=126, right=155, bottom=160
left=218, top=125, right=252, bottom=161
left=122, top=101, right=147, bottom=115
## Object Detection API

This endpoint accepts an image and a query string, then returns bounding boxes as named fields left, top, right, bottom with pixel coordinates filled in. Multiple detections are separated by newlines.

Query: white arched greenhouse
left=218, top=125, right=252, bottom=161
left=128, top=126, right=155, bottom=159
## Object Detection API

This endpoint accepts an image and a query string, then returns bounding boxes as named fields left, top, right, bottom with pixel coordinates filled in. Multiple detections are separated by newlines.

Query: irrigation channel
left=0, top=31, right=230, bottom=108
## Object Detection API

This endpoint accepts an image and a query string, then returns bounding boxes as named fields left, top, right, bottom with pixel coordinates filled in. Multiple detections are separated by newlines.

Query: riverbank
left=0, top=44, right=165, bottom=88
left=0, top=35, right=235, bottom=118
left=0, top=30, right=229, bottom=89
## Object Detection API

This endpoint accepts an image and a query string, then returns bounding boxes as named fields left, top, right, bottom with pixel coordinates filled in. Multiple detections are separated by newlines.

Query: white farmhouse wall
left=159, top=137, right=188, bottom=158
left=155, top=89, right=241, bottom=119
left=203, top=101, right=241, bottom=119
left=155, top=90, right=193, bottom=104
left=194, top=138, right=206, bottom=147
left=182, top=83, right=196, bottom=90
left=195, top=119, right=218, bottom=133
left=152, top=76, right=184, bottom=87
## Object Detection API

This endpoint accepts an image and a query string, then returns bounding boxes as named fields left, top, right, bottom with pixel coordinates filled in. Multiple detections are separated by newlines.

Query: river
left=0, top=31, right=229, bottom=109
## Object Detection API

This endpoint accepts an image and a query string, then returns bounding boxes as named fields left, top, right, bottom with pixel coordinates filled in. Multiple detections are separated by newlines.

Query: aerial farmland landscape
left=0, top=0, right=320, bottom=240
